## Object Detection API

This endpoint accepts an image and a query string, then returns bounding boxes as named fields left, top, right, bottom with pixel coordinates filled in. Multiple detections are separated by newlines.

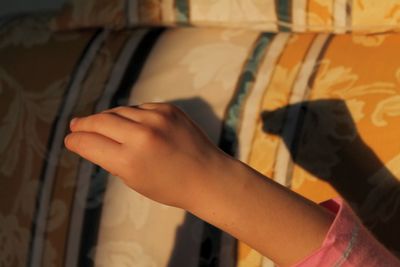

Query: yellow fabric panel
left=238, top=34, right=317, bottom=267
left=307, top=0, right=334, bottom=31
left=310, top=34, right=400, bottom=161
left=291, top=167, right=339, bottom=203
left=293, top=33, right=400, bottom=205
left=238, top=32, right=400, bottom=265
left=353, top=0, right=400, bottom=32
left=247, top=34, right=316, bottom=177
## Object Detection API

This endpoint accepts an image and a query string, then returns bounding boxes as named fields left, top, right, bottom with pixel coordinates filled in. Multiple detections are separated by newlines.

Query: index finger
left=70, top=112, right=142, bottom=144
left=65, top=131, right=124, bottom=176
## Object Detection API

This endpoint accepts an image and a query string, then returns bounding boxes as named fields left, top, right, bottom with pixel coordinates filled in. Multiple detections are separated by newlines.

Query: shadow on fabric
left=167, top=97, right=237, bottom=267
left=261, top=99, right=400, bottom=257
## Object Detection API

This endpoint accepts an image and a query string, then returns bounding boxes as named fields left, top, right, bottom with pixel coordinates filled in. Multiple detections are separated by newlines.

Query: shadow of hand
left=261, top=99, right=400, bottom=256
left=262, top=99, right=356, bottom=182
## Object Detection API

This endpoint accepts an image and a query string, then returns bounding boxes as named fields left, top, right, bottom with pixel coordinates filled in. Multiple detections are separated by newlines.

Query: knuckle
left=152, top=112, right=170, bottom=128
left=92, top=113, right=113, bottom=127
left=158, top=104, right=180, bottom=122
left=160, top=103, right=177, bottom=114
left=108, top=106, right=126, bottom=114
left=138, top=102, right=153, bottom=109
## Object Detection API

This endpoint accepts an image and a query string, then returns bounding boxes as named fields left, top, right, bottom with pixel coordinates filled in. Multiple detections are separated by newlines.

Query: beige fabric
left=95, top=27, right=260, bottom=267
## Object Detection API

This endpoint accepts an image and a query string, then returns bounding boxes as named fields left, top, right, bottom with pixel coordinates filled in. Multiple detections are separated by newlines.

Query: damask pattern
left=238, top=33, right=400, bottom=266
left=0, top=17, right=165, bottom=267
left=113, top=28, right=262, bottom=267
left=2, top=2, right=400, bottom=267
left=0, top=17, right=96, bottom=267
left=51, top=0, right=400, bottom=33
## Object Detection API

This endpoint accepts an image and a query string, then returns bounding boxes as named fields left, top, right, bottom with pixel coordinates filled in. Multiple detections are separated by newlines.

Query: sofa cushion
left=52, top=0, right=400, bottom=34
left=2, top=14, right=400, bottom=267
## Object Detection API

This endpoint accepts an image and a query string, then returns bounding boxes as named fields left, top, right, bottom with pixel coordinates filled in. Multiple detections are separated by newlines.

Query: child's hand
left=64, top=103, right=229, bottom=209
left=65, top=103, right=337, bottom=266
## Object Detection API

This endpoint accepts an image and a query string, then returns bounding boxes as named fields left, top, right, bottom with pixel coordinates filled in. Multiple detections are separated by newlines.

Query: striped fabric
left=3, top=5, right=400, bottom=267
left=52, top=0, right=400, bottom=33
left=118, top=27, right=400, bottom=266
left=236, top=33, right=335, bottom=267
left=199, top=32, right=275, bottom=267
left=30, top=28, right=111, bottom=267
left=232, top=32, right=400, bottom=266
left=1, top=17, right=97, bottom=267
left=0, top=16, right=164, bottom=267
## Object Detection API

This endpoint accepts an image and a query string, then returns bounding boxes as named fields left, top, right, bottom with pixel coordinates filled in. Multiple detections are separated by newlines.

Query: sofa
left=1, top=1, right=400, bottom=267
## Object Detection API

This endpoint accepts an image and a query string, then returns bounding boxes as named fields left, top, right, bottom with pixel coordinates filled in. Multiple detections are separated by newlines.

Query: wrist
left=181, top=151, right=335, bottom=266
left=183, top=151, right=251, bottom=227
left=182, top=150, right=244, bottom=212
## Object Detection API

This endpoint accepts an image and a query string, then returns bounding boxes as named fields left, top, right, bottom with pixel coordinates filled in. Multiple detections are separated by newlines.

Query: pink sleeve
left=292, top=198, right=400, bottom=267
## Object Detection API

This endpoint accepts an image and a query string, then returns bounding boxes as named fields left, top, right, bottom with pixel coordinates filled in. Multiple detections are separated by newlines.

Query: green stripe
left=220, top=33, right=274, bottom=156
left=276, top=0, right=291, bottom=31
left=201, top=32, right=275, bottom=266
left=175, top=0, right=190, bottom=25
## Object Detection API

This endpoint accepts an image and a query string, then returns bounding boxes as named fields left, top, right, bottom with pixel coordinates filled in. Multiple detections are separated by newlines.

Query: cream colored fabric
left=95, top=28, right=260, bottom=267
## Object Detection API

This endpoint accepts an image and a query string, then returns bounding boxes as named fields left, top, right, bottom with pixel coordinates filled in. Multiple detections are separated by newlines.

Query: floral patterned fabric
left=2, top=3, right=400, bottom=267
left=1, top=16, right=97, bottom=267
left=52, top=0, right=400, bottom=33
left=0, top=16, right=168, bottom=267
left=96, top=28, right=260, bottom=267
left=234, top=33, right=400, bottom=267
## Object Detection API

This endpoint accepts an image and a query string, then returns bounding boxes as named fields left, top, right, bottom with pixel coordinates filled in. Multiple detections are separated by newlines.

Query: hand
left=65, top=103, right=336, bottom=266
left=64, top=103, right=230, bottom=209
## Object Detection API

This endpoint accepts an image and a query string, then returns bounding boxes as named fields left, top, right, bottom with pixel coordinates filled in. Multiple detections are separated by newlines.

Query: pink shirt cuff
left=292, top=198, right=400, bottom=267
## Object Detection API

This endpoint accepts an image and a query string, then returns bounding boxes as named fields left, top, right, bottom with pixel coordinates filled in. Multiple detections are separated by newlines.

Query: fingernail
left=64, top=135, right=70, bottom=146
left=70, top=118, right=78, bottom=128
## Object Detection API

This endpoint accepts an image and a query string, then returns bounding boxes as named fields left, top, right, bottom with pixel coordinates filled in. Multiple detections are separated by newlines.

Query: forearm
left=187, top=155, right=335, bottom=267
left=65, top=104, right=335, bottom=266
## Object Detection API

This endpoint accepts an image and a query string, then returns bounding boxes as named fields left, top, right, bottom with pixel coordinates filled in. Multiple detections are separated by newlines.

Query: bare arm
left=188, top=156, right=334, bottom=266
left=64, top=103, right=334, bottom=266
